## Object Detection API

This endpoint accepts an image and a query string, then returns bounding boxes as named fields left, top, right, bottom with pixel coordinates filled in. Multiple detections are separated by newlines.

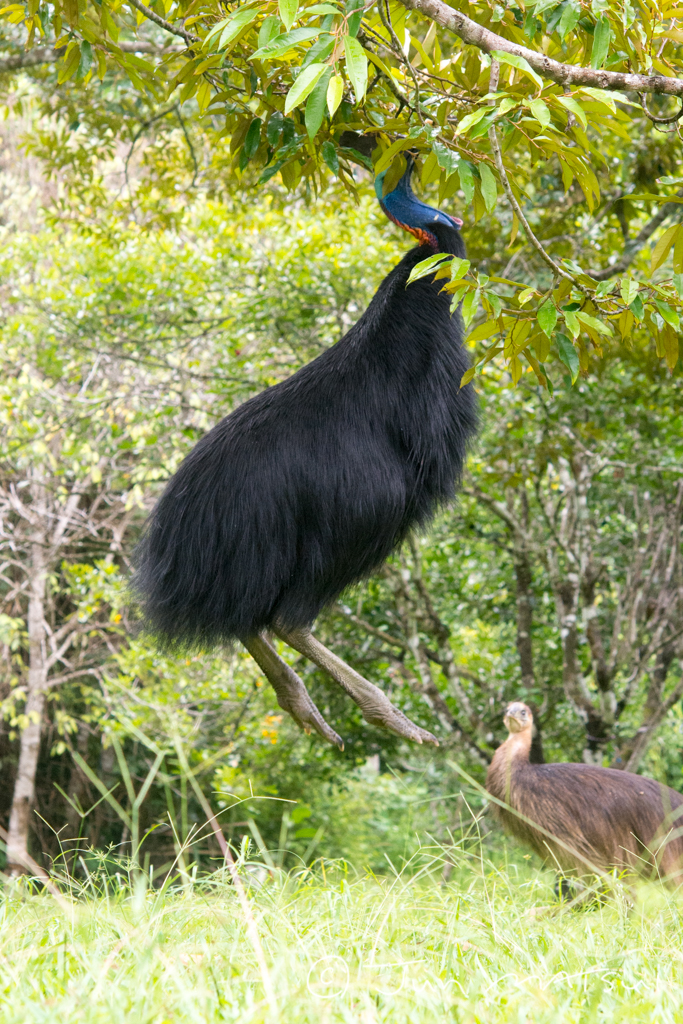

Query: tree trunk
left=6, top=534, right=48, bottom=876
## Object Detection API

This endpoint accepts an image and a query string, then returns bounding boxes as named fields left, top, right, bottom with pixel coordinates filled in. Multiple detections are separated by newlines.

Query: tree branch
left=589, top=192, right=683, bottom=281
left=125, top=0, right=197, bottom=45
left=0, top=40, right=181, bottom=74
left=399, top=0, right=683, bottom=98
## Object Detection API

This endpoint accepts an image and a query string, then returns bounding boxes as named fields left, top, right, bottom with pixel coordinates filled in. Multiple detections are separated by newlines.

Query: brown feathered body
left=486, top=702, right=683, bottom=883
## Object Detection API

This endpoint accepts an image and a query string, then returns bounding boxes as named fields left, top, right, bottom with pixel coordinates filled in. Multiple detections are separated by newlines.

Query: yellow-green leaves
left=305, top=67, right=332, bottom=138
left=374, top=137, right=414, bottom=175
left=284, top=62, right=327, bottom=114
left=279, top=0, right=298, bottom=31
left=537, top=300, right=557, bottom=337
left=204, top=6, right=262, bottom=51
left=651, top=223, right=683, bottom=274
left=406, top=253, right=452, bottom=285
left=344, top=36, right=367, bottom=103
left=557, top=95, right=588, bottom=128
left=327, top=73, right=344, bottom=116
left=556, top=334, right=580, bottom=383
left=449, top=257, right=470, bottom=282
left=591, top=16, right=611, bottom=70
left=478, top=164, right=497, bottom=214
left=252, top=27, right=321, bottom=60
left=620, top=278, right=638, bottom=306
left=528, top=98, right=551, bottom=127
left=455, top=107, right=493, bottom=136
left=491, top=50, right=543, bottom=90
left=576, top=311, right=612, bottom=336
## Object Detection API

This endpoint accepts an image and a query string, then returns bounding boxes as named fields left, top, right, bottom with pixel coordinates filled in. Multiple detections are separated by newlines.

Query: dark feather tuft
left=134, top=223, right=477, bottom=648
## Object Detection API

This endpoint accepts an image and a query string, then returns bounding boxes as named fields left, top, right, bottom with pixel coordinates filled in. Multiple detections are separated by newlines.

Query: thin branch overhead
left=399, top=0, right=683, bottom=98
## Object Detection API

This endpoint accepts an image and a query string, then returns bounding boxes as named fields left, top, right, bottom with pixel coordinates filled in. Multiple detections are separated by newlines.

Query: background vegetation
left=1, top=0, right=683, bottom=1017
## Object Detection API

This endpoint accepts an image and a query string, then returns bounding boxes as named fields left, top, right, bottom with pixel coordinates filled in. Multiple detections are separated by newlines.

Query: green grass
left=2, top=847, right=683, bottom=1023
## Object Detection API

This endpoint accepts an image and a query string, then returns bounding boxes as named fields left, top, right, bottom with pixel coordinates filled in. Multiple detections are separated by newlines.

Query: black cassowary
left=134, top=158, right=478, bottom=749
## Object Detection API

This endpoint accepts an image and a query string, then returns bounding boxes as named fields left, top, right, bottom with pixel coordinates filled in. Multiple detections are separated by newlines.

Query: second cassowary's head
left=375, top=154, right=463, bottom=250
left=503, top=701, right=534, bottom=734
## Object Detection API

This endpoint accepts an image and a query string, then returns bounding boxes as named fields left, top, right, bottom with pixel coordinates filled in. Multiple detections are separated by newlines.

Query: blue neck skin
left=375, top=157, right=463, bottom=249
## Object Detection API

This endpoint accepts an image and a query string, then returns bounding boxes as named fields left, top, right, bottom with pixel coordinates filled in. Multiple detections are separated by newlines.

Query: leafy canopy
left=3, top=0, right=683, bottom=386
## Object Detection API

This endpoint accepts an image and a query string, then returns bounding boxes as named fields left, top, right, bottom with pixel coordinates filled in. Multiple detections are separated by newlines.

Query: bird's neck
left=486, top=728, right=532, bottom=803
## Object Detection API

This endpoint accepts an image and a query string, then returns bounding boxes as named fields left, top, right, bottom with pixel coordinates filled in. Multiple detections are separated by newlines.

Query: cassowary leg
left=242, top=632, right=344, bottom=750
left=274, top=626, right=439, bottom=746
left=554, top=876, right=575, bottom=903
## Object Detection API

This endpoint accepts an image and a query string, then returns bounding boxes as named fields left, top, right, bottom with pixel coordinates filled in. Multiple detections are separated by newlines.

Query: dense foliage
left=1, top=183, right=682, bottom=876
left=3, top=0, right=683, bottom=388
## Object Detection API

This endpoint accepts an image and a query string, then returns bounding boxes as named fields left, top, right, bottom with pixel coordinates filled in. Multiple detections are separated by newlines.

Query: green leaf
left=563, top=309, right=580, bottom=338
left=454, top=107, right=493, bottom=136
left=558, top=0, right=580, bottom=38
left=305, top=67, right=332, bottom=139
left=344, top=35, right=367, bottom=102
left=461, top=289, right=479, bottom=329
left=576, top=311, right=612, bottom=336
left=258, top=15, right=280, bottom=49
left=279, top=0, right=298, bottom=31
left=651, top=223, right=681, bottom=274
left=345, top=0, right=364, bottom=37
left=258, top=158, right=285, bottom=184
left=478, top=163, right=497, bottom=213
left=321, top=139, right=339, bottom=175
left=591, top=16, right=611, bottom=69
left=557, top=95, right=588, bottom=128
left=406, top=252, right=452, bottom=285
left=655, top=300, right=681, bottom=330
left=556, top=333, right=579, bottom=383
left=620, top=278, right=638, bottom=306
left=528, top=97, right=551, bottom=127
left=449, top=284, right=470, bottom=313
left=491, top=49, right=543, bottom=89
left=537, top=299, right=557, bottom=337
left=326, top=73, right=344, bottom=116
left=266, top=110, right=285, bottom=146
left=77, top=39, right=93, bottom=80
left=629, top=294, right=644, bottom=320
left=460, top=365, right=476, bottom=388
left=301, top=33, right=334, bottom=68
left=457, top=160, right=475, bottom=205
left=205, top=7, right=261, bottom=50
left=252, top=27, right=321, bottom=59
left=284, top=62, right=327, bottom=114
left=243, top=117, right=262, bottom=159
left=580, top=86, right=616, bottom=112
left=304, top=3, right=340, bottom=12
left=432, top=141, right=458, bottom=176
left=450, top=257, right=471, bottom=281
left=374, top=137, right=414, bottom=174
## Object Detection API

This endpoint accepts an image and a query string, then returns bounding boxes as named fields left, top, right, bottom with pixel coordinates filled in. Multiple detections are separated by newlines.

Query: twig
left=488, top=60, right=588, bottom=295
left=639, top=94, right=683, bottom=125
left=126, top=0, right=197, bottom=46
left=175, top=105, right=199, bottom=187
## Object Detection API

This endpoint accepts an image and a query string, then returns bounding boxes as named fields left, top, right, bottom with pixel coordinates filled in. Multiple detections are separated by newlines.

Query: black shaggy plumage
left=135, top=221, right=477, bottom=648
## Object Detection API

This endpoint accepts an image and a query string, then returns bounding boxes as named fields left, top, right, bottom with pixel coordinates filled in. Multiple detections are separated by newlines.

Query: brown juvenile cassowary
left=487, top=702, right=683, bottom=885
left=134, top=157, right=477, bottom=749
